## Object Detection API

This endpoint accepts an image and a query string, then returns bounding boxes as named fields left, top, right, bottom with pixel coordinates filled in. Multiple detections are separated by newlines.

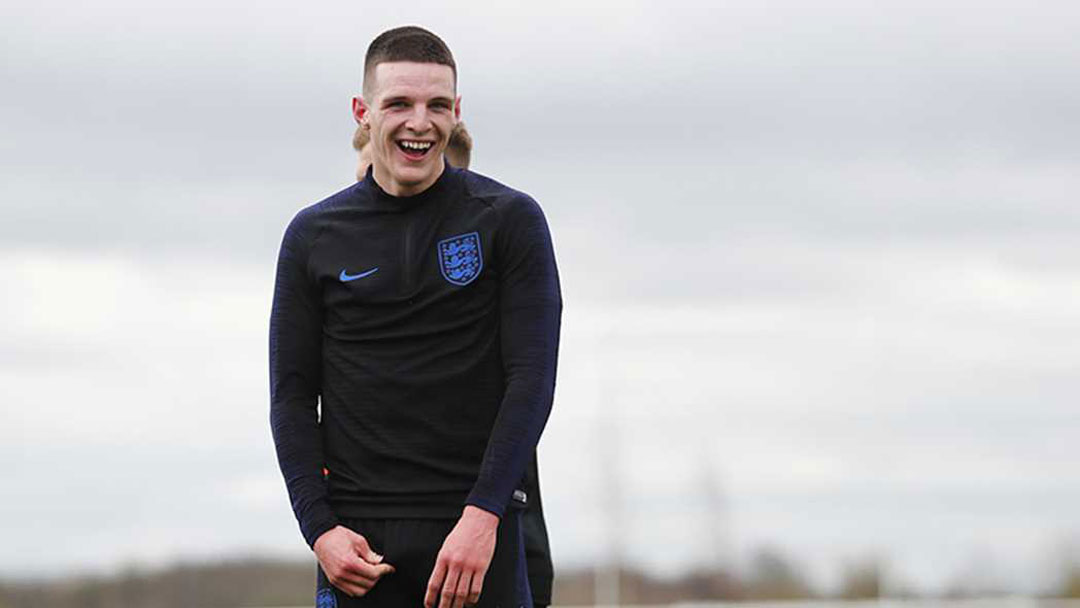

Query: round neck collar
left=360, top=164, right=461, bottom=212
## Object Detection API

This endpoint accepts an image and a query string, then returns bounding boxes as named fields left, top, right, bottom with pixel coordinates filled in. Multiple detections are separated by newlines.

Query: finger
left=453, top=569, right=472, bottom=608
left=349, top=530, right=384, bottom=563
left=336, top=561, right=379, bottom=583
left=330, top=570, right=376, bottom=591
left=467, top=568, right=485, bottom=605
left=336, top=578, right=373, bottom=598
left=425, top=558, right=447, bottom=608
left=343, top=557, right=394, bottom=581
left=438, top=567, right=461, bottom=608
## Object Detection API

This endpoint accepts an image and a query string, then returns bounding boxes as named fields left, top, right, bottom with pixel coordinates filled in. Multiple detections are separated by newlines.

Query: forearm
left=465, top=365, right=557, bottom=516
left=271, top=397, right=338, bottom=547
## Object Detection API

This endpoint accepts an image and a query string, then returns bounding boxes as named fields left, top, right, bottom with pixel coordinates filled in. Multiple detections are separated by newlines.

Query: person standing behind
left=351, top=120, right=555, bottom=608
left=270, top=25, right=561, bottom=608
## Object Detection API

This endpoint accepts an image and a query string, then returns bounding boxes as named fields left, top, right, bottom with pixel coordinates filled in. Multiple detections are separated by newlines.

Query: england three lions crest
left=437, top=232, right=483, bottom=286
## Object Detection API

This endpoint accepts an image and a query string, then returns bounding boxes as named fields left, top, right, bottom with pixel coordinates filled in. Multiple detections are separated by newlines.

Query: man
left=270, top=26, right=561, bottom=608
left=352, top=120, right=556, bottom=608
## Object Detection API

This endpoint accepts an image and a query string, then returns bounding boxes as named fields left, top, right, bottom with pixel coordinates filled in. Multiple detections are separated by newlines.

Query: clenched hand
left=314, top=525, right=395, bottom=597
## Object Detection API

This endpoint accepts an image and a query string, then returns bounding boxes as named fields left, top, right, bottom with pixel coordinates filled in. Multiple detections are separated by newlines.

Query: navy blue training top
left=269, top=165, right=562, bottom=548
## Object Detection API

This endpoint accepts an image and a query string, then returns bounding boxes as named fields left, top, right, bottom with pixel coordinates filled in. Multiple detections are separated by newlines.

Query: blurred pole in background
left=699, top=451, right=733, bottom=574
left=595, top=329, right=621, bottom=606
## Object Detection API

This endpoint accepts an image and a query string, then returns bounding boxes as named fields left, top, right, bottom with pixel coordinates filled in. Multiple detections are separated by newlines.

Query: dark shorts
left=315, top=510, right=532, bottom=608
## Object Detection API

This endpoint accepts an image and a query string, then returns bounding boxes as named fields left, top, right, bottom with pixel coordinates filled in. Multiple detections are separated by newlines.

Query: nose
left=404, top=105, right=432, bottom=134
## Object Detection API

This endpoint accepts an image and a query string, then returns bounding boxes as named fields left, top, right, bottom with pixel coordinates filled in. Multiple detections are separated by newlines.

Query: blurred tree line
left=0, top=550, right=1077, bottom=608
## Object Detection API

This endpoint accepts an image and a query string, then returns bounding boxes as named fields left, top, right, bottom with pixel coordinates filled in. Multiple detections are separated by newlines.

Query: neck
left=372, top=160, right=446, bottom=197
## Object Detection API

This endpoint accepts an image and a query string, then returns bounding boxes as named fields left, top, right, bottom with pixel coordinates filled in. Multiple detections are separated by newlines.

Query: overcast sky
left=2, top=0, right=1079, bottom=595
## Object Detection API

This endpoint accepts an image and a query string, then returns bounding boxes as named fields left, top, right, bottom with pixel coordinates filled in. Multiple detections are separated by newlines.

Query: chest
left=311, top=205, right=500, bottom=327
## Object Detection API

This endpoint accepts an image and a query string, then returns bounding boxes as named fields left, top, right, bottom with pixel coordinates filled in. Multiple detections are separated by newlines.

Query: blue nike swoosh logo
left=339, top=267, right=379, bottom=281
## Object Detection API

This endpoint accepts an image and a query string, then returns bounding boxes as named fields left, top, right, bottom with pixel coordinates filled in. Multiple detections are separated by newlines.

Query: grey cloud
left=3, top=0, right=1080, bottom=259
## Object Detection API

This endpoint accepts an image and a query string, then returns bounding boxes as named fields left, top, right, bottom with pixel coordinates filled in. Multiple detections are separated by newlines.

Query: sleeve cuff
left=464, top=496, right=505, bottom=519
left=302, top=516, right=340, bottom=549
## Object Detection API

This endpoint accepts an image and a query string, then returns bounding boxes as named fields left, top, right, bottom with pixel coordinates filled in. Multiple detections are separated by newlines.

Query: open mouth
left=396, top=139, right=434, bottom=161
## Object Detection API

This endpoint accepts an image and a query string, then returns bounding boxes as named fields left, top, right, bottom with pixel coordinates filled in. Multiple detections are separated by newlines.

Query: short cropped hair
left=363, top=26, right=456, bottom=97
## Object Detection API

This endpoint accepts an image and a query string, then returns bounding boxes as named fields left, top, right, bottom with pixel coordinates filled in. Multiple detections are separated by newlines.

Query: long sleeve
left=465, top=196, right=562, bottom=517
left=269, top=210, right=338, bottom=547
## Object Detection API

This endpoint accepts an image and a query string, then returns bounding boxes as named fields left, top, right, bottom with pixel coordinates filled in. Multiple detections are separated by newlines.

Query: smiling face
left=353, top=61, right=460, bottom=197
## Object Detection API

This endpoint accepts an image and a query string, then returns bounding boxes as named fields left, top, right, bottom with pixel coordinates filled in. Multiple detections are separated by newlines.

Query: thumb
left=349, top=530, right=383, bottom=563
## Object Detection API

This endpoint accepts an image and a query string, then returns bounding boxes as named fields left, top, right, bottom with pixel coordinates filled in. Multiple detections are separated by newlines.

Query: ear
left=352, top=97, right=370, bottom=127
left=454, top=95, right=462, bottom=121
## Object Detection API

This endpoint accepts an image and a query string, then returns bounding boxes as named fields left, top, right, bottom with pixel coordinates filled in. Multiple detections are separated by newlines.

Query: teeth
left=400, top=141, right=432, bottom=150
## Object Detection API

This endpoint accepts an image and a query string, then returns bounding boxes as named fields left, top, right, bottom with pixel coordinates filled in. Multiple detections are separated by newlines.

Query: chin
left=392, top=161, right=441, bottom=183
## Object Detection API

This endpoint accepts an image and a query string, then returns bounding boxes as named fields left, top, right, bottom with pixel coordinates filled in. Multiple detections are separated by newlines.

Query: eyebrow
left=381, top=95, right=454, bottom=106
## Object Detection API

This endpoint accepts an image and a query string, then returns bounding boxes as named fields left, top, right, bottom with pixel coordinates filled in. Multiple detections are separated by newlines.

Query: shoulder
left=457, top=171, right=554, bottom=257
left=284, top=182, right=361, bottom=242
left=459, top=169, right=546, bottom=222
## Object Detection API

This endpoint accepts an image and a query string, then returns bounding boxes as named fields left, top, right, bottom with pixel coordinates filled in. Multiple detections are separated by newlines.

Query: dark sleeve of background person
left=268, top=209, right=340, bottom=548
left=524, top=455, right=554, bottom=607
left=465, top=195, right=562, bottom=517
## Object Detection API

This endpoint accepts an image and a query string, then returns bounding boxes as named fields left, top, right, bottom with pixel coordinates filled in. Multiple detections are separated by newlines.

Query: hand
left=425, top=506, right=499, bottom=608
left=313, top=525, right=395, bottom=597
